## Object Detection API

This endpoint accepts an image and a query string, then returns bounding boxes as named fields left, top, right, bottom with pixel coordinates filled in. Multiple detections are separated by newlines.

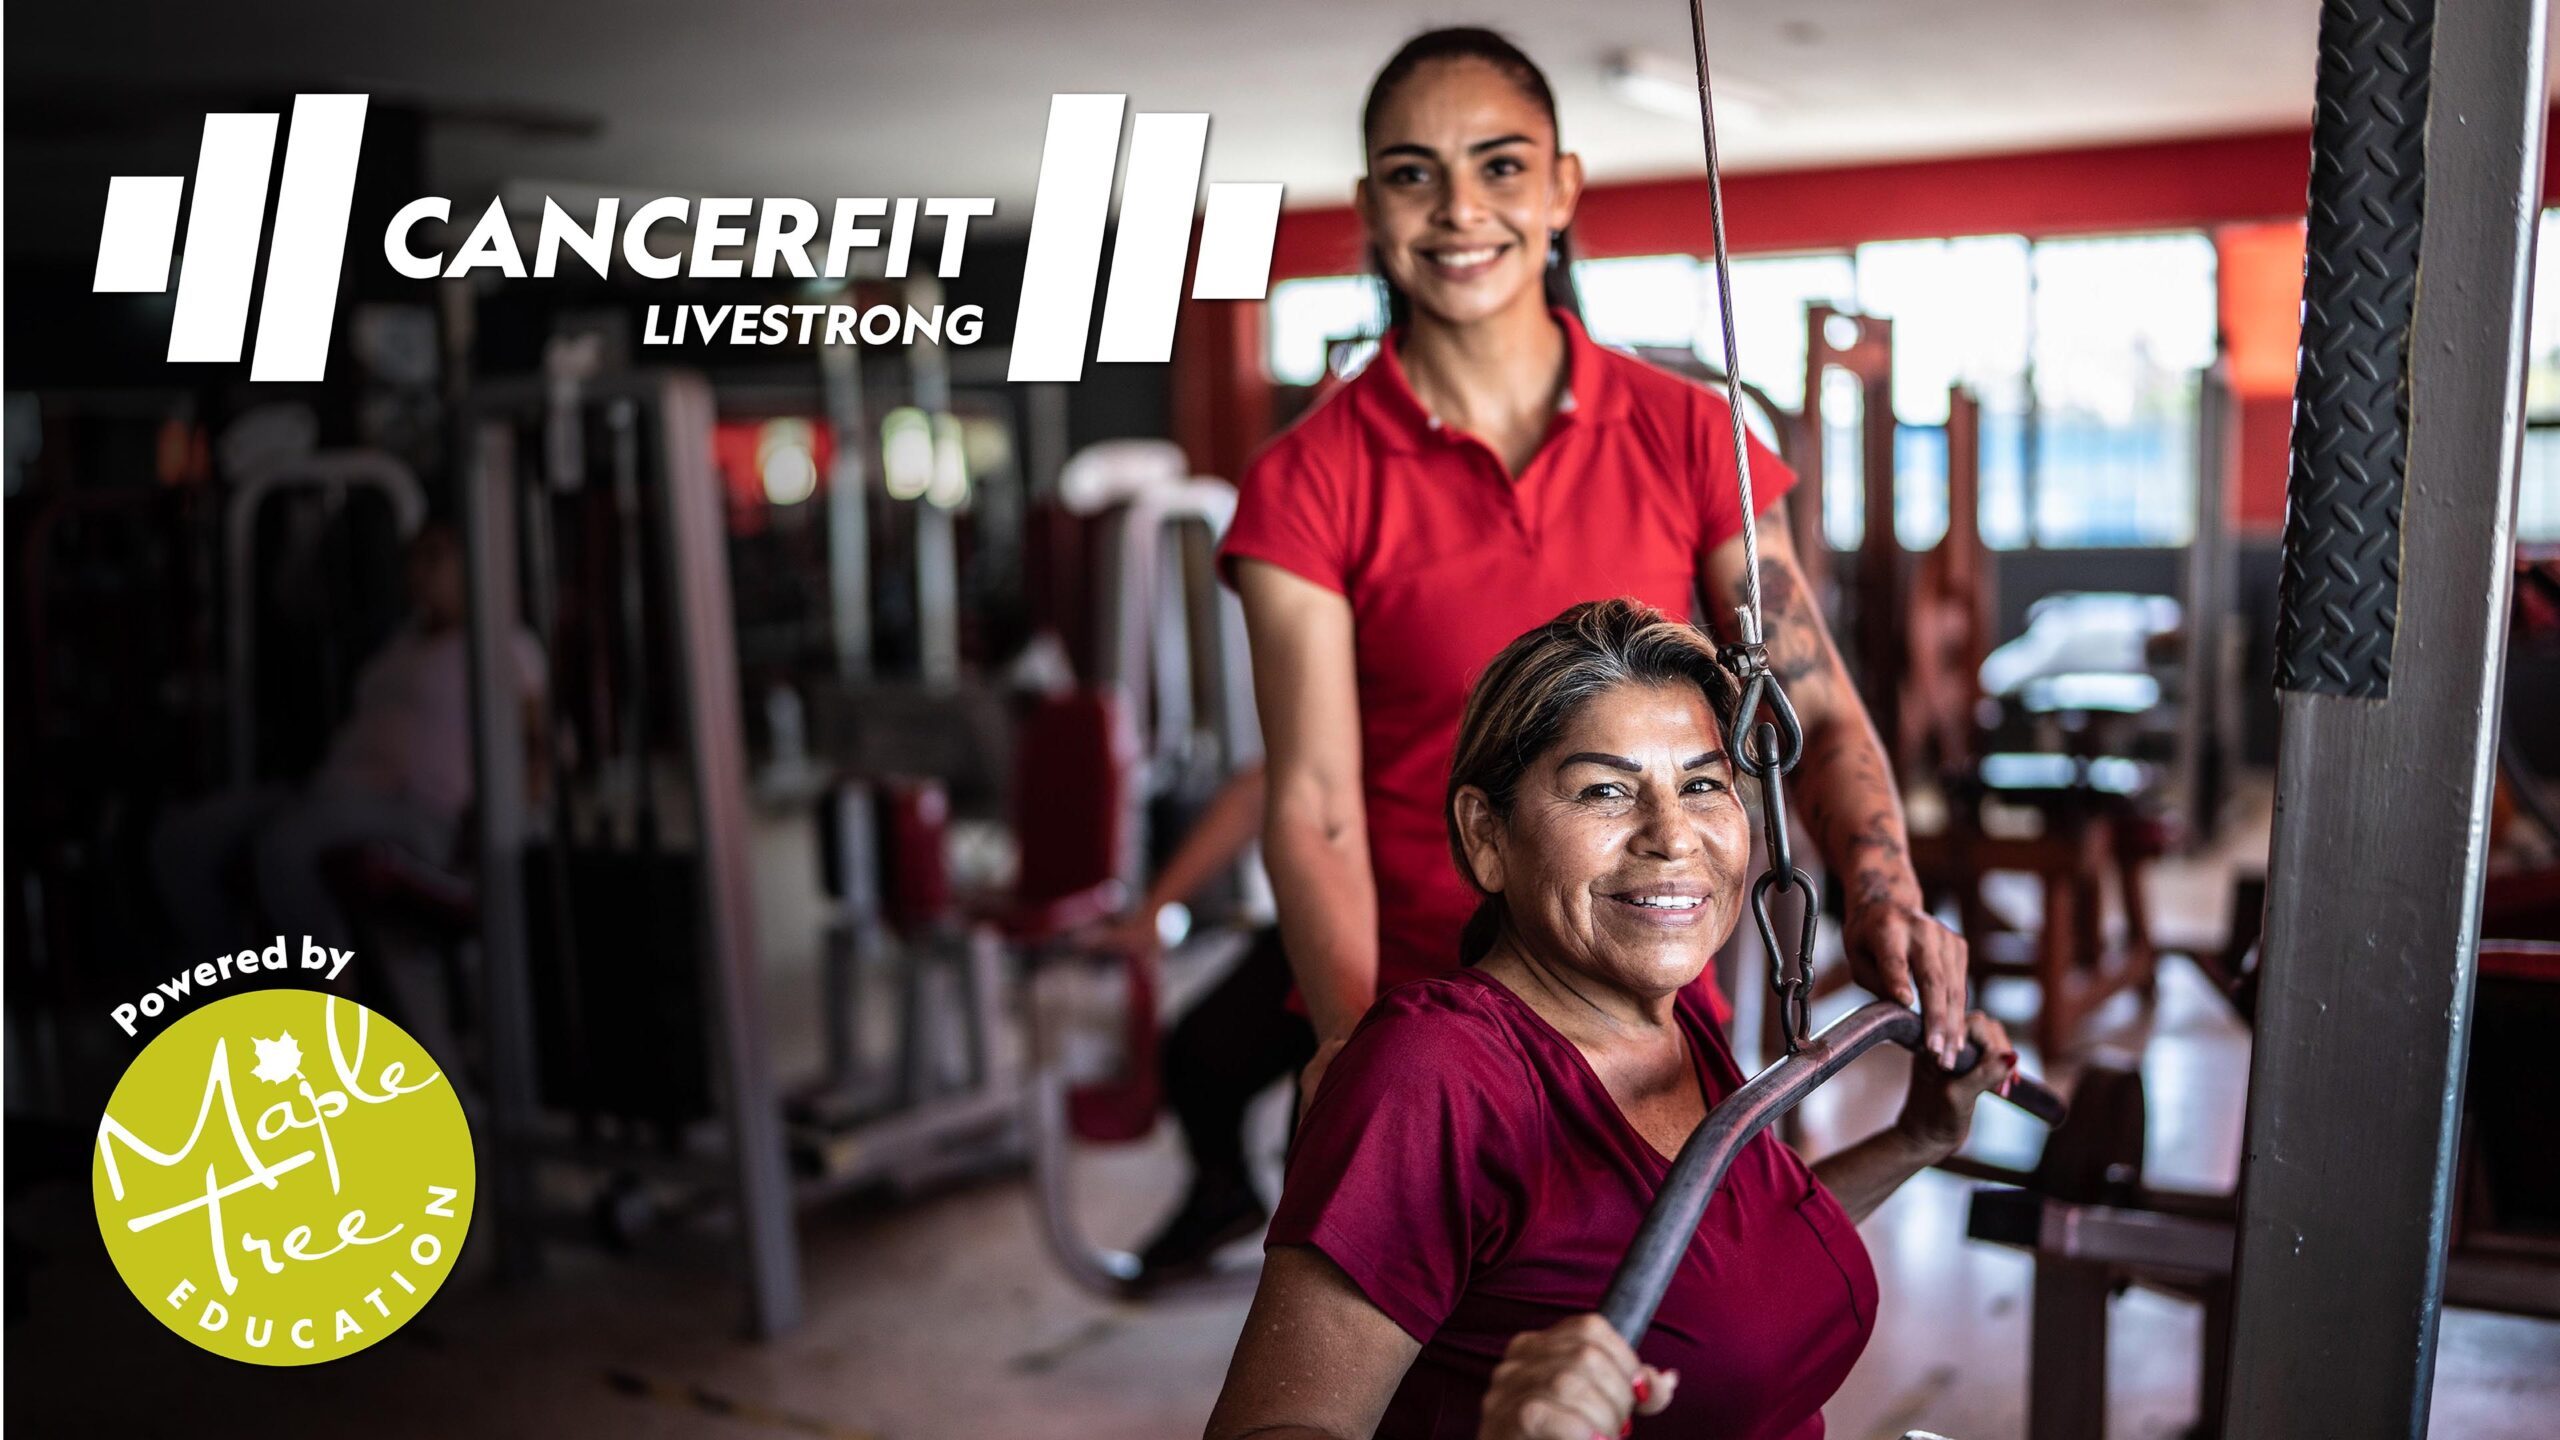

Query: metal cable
left=1687, top=0, right=1762, bottom=644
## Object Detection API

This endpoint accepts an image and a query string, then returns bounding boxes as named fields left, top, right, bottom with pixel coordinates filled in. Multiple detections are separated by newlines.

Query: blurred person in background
left=1085, top=761, right=1317, bottom=1285
left=151, top=522, right=546, bottom=960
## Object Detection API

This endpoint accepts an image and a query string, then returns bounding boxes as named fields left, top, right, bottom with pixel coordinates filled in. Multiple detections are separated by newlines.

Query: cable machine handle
left=1599, top=1000, right=2067, bottom=1345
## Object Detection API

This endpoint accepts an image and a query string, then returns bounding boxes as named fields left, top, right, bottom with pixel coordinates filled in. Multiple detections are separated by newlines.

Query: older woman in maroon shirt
left=1206, top=601, right=2015, bottom=1440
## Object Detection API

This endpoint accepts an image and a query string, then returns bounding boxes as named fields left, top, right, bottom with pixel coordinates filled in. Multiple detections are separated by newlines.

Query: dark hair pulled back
left=1444, top=600, right=1741, bottom=966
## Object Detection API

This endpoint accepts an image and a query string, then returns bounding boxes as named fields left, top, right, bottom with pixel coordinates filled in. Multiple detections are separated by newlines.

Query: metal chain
left=1745, top=722, right=1822, bottom=1051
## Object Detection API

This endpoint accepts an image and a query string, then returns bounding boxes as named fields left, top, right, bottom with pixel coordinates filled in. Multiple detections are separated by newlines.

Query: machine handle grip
left=1600, top=1001, right=2067, bottom=1345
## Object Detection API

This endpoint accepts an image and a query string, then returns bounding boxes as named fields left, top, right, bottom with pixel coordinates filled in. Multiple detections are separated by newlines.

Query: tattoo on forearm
left=1847, top=815, right=1909, bottom=910
left=1800, top=717, right=1916, bottom=910
left=1729, top=550, right=1920, bottom=912
left=1739, top=558, right=1828, bottom=690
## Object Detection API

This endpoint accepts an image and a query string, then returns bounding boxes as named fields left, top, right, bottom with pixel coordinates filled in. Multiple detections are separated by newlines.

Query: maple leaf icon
left=250, top=1032, right=304, bottom=1085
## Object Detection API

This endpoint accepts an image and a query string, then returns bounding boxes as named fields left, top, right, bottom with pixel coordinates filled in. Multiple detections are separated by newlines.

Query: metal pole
left=820, top=335, right=874, bottom=684
left=1854, top=320, right=1901, bottom=770
left=2027, top=1260, right=2108, bottom=1440
left=2224, top=0, right=2545, bottom=1430
left=2181, top=360, right=2239, bottom=847
left=1791, top=307, right=1834, bottom=605
left=652, top=373, right=806, bottom=1338
left=460, top=421, right=544, bottom=1284
left=907, top=277, right=962, bottom=689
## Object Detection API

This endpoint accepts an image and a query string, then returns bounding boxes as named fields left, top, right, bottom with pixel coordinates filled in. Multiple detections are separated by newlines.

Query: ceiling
left=15, top=1, right=2334, bottom=225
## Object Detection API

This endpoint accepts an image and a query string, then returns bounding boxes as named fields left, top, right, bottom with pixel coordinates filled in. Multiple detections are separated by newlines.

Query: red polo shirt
left=1220, top=310, right=1795, bottom=1008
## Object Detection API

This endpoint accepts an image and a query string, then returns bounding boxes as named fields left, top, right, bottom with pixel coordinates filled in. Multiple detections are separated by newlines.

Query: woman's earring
left=1547, top=230, right=1563, bottom=268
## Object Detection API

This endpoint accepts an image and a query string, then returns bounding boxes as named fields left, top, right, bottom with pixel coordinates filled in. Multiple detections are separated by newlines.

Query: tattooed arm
left=1701, top=502, right=1971, bottom=1068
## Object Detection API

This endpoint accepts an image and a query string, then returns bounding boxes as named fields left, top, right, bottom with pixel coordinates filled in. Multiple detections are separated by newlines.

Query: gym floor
left=14, top=777, right=2557, bottom=1439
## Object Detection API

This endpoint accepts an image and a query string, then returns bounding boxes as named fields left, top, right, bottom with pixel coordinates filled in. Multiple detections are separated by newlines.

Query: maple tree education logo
left=92, top=989, right=474, bottom=1364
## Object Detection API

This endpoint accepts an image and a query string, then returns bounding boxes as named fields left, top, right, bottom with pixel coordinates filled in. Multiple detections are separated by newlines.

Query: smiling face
left=1456, top=681, right=1750, bottom=999
left=1358, top=55, right=1583, bottom=329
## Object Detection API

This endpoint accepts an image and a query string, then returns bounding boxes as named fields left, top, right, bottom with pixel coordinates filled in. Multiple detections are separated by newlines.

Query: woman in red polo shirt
left=1221, top=27, right=1973, bottom=1103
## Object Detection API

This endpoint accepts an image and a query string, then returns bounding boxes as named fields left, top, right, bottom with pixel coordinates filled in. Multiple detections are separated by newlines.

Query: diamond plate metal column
left=2225, top=0, right=2545, bottom=1431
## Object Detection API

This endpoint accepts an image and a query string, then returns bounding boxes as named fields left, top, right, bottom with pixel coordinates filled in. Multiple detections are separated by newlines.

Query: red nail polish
left=1634, top=1376, right=1651, bottom=1404
left=1620, top=1423, right=1633, bottom=1438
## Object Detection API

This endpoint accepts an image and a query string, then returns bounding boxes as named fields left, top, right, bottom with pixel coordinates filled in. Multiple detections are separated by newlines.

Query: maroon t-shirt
left=1268, top=969, right=1876, bottom=1440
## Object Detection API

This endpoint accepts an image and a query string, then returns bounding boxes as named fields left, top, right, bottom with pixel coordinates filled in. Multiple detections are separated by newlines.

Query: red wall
left=2217, top=222, right=2313, bottom=531
left=1271, top=127, right=2326, bottom=279
left=1171, top=293, right=1272, bottom=491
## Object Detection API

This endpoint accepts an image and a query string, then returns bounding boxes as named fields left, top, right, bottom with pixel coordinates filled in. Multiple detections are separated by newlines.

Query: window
left=1851, top=236, right=2033, bottom=550
left=1595, top=235, right=2212, bottom=551
left=1265, top=275, right=1383, bottom=387
left=1858, top=238, right=2033, bottom=427
left=1680, top=252, right=1859, bottom=412
left=1579, top=255, right=1704, bottom=351
left=2027, top=234, right=2218, bottom=547
left=1262, top=230, right=2222, bottom=552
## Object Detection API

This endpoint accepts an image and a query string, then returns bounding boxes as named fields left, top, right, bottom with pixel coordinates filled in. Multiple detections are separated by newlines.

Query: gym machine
left=211, top=447, right=490, bottom=1065
left=1793, top=303, right=1898, bottom=737
left=1958, top=965, right=2560, bottom=1440
left=1025, top=467, right=1265, bottom=1297
left=1798, top=338, right=2167, bottom=1062
left=1957, top=3, right=2554, bottom=1434
left=2227, top=0, right=2544, bottom=1422
left=786, top=274, right=1054, bottom=1197
left=2020, top=558, right=2560, bottom=1439
left=463, top=369, right=802, bottom=1337
left=223, top=451, right=426, bottom=784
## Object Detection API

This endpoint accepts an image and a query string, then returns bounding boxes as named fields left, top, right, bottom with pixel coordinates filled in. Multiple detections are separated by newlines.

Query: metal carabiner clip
left=1739, top=719, right=1822, bottom=1052
left=1728, top=666, right=1806, bottom=780
left=1749, top=862, right=1822, bottom=1052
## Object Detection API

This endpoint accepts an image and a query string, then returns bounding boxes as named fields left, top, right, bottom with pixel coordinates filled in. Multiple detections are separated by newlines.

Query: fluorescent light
left=881, top=407, right=934, bottom=500
left=758, top=419, right=820, bottom=506
left=926, top=413, right=970, bottom=510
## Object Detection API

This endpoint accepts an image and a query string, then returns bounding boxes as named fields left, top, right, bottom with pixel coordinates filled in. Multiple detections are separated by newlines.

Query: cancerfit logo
left=92, top=988, right=474, bottom=1364
left=91, top=91, right=1281, bottom=385
left=92, top=95, right=369, bottom=384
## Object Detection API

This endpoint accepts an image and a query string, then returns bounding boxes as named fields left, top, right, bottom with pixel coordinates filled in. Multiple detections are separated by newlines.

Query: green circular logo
left=91, top=989, right=475, bottom=1364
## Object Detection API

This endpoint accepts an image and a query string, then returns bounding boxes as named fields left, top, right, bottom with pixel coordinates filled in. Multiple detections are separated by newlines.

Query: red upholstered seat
left=1005, top=690, right=1154, bottom=1140
left=1004, top=690, right=1137, bottom=937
